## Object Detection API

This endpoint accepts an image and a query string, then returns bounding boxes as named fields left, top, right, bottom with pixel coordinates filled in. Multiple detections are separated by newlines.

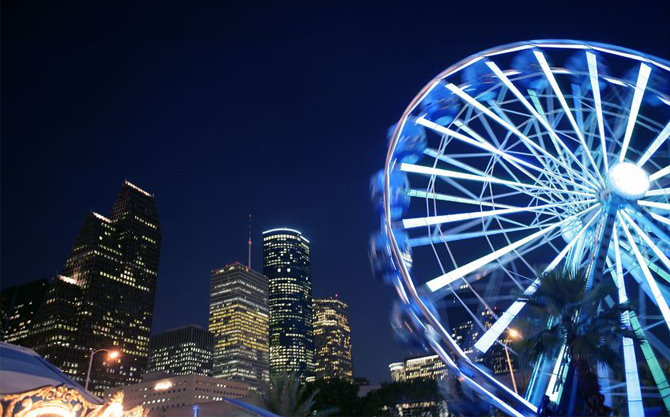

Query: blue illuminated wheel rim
left=377, top=40, right=670, bottom=416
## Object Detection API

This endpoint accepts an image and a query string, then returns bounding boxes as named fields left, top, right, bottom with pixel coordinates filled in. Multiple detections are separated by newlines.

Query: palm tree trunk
left=574, top=360, right=610, bottom=416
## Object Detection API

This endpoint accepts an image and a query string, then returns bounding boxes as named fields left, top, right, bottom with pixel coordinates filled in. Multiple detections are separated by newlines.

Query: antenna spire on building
left=248, top=214, right=252, bottom=269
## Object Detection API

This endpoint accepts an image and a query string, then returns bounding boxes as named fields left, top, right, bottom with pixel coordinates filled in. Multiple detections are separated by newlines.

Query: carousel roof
left=0, top=342, right=100, bottom=404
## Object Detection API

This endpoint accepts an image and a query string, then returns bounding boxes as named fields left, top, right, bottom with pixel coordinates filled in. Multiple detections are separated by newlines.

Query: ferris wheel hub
left=607, top=162, right=651, bottom=200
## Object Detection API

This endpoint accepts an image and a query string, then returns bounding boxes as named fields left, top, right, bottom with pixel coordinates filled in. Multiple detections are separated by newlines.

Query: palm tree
left=262, top=373, right=319, bottom=416
left=514, top=268, right=637, bottom=416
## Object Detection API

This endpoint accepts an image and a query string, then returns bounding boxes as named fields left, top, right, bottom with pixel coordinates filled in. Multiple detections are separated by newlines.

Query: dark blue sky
left=2, top=0, right=669, bottom=383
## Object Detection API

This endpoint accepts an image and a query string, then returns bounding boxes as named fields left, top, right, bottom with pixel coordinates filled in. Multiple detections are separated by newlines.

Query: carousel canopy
left=0, top=342, right=99, bottom=403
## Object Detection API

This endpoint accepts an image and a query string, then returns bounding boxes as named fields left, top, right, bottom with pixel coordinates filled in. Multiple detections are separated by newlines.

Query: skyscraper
left=209, top=262, right=269, bottom=392
left=25, top=181, right=161, bottom=395
left=313, top=296, right=353, bottom=381
left=1, top=278, right=49, bottom=345
left=262, top=228, right=314, bottom=382
left=147, top=325, right=214, bottom=377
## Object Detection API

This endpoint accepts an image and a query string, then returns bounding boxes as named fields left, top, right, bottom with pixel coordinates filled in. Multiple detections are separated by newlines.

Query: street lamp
left=85, top=348, right=120, bottom=391
left=504, top=329, right=520, bottom=394
left=508, top=328, right=520, bottom=339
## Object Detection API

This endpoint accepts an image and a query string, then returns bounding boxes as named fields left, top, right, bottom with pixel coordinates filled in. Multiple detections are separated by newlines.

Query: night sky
left=2, top=0, right=669, bottom=384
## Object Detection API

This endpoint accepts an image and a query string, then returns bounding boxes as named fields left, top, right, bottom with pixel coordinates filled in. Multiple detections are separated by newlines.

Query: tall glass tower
left=262, top=228, right=314, bottom=382
left=209, top=262, right=269, bottom=392
left=25, top=181, right=161, bottom=396
left=313, top=297, right=354, bottom=381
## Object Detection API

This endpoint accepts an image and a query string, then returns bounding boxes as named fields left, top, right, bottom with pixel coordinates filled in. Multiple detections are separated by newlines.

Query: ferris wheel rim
left=382, top=39, right=670, bottom=416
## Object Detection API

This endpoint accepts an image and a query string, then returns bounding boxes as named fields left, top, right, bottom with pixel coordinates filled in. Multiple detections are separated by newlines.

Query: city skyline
left=1, top=181, right=360, bottom=390
left=0, top=180, right=377, bottom=383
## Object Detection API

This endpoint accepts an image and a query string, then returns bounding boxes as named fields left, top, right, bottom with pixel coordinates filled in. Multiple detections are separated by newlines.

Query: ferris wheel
left=370, top=40, right=670, bottom=416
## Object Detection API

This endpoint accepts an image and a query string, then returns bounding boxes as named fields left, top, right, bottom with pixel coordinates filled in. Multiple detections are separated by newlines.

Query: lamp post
left=85, top=348, right=120, bottom=391
left=504, top=329, right=520, bottom=394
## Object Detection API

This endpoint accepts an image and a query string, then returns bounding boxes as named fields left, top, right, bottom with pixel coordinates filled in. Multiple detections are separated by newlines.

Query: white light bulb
left=608, top=162, right=650, bottom=199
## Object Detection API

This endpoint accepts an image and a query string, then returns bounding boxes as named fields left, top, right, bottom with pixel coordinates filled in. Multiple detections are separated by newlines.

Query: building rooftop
left=123, top=180, right=153, bottom=197
left=262, top=228, right=309, bottom=242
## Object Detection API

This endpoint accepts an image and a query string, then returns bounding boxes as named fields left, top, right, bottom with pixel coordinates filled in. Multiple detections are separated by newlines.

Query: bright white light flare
left=608, top=162, right=650, bottom=199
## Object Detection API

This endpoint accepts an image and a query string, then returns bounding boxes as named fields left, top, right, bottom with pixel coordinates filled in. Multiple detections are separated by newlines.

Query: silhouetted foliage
left=304, top=378, right=360, bottom=416
left=267, top=375, right=448, bottom=416
left=515, top=268, right=639, bottom=416
left=358, top=378, right=444, bottom=416
left=438, top=372, right=493, bottom=417
left=263, top=373, right=318, bottom=416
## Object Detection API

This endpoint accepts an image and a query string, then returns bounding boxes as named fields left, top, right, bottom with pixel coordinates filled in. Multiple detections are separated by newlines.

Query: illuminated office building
left=105, top=373, right=249, bottom=416
left=147, top=325, right=213, bottom=377
left=447, top=307, right=514, bottom=376
left=388, top=355, right=449, bottom=417
left=478, top=309, right=516, bottom=376
left=313, top=297, right=353, bottom=381
left=25, top=181, right=162, bottom=396
left=209, top=262, right=269, bottom=392
left=389, top=355, right=447, bottom=382
left=1, top=278, right=49, bottom=345
left=389, top=362, right=406, bottom=382
left=263, top=228, right=314, bottom=382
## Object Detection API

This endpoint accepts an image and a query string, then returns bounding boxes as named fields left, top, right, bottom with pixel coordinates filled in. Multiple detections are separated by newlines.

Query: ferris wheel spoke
left=533, top=51, right=605, bottom=185
left=613, top=238, right=670, bottom=287
left=401, top=199, right=594, bottom=229
left=424, top=204, right=597, bottom=293
left=477, top=111, right=503, bottom=147
left=420, top=118, right=544, bottom=173
left=646, top=188, right=670, bottom=197
left=630, top=211, right=670, bottom=257
left=629, top=311, right=670, bottom=413
left=426, top=151, right=556, bottom=205
left=650, top=165, right=670, bottom=182
left=473, top=207, right=601, bottom=353
left=451, top=118, right=596, bottom=195
left=408, top=189, right=517, bottom=208
left=608, top=231, right=645, bottom=416
left=445, top=82, right=601, bottom=189
left=638, top=200, right=670, bottom=212
left=494, top=214, right=559, bottom=230
left=528, top=90, right=572, bottom=168
left=487, top=60, right=602, bottom=187
left=648, top=212, right=670, bottom=228
left=408, top=225, right=544, bottom=247
left=429, top=219, right=487, bottom=245
left=586, top=52, right=610, bottom=173
left=423, top=116, right=587, bottom=198
left=401, top=163, right=596, bottom=199
left=620, top=211, right=670, bottom=269
left=620, top=63, right=653, bottom=162
left=428, top=229, right=563, bottom=293
left=618, top=212, right=670, bottom=332
left=584, top=116, right=609, bottom=175
left=638, top=121, right=670, bottom=167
